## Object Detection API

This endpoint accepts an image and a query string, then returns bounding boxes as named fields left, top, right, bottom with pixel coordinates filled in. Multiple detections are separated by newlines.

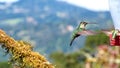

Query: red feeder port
left=109, top=34, right=120, bottom=46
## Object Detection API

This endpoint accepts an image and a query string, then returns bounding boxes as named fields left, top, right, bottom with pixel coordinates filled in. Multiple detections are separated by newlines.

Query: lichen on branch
left=0, top=29, right=55, bottom=68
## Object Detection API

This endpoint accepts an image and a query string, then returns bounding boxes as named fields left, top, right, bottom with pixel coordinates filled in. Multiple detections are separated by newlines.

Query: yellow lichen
left=0, top=29, right=55, bottom=68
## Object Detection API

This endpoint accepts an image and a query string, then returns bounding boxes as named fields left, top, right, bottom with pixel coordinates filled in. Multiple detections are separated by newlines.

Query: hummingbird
left=70, top=22, right=97, bottom=46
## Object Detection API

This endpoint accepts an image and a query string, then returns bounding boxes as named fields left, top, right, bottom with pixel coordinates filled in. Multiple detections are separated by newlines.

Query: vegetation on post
left=0, top=29, right=54, bottom=68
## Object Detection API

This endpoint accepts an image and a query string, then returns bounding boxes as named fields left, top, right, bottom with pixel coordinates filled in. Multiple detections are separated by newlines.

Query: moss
left=0, top=29, right=55, bottom=68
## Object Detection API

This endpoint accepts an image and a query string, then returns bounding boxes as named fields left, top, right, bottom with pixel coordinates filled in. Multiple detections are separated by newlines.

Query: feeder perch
left=109, top=33, right=120, bottom=46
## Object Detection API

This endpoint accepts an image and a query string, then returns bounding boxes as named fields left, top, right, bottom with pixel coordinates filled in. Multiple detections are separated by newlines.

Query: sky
left=0, top=0, right=18, bottom=3
left=0, top=0, right=109, bottom=11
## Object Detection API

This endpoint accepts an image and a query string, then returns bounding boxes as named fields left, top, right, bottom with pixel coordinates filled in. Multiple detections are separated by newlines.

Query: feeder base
left=109, top=34, right=120, bottom=46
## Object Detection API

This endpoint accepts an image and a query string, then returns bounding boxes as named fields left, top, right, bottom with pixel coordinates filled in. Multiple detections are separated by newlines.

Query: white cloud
left=0, top=0, right=19, bottom=3
left=60, top=0, right=109, bottom=11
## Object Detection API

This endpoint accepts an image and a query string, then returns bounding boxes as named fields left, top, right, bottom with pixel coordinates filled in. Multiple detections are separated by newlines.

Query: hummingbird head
left=77, top=21, right=97, bottom=30
left=80, top=21, right=88, bottom=25
left=78, top=21, right=88, bottom=30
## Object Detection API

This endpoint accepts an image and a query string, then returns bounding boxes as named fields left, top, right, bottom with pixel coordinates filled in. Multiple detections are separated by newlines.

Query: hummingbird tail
left=70, top=38, right=75, bottom=46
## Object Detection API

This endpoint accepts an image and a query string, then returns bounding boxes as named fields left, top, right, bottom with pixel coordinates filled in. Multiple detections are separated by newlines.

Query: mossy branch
left=0, top=29, right=55, bottom=68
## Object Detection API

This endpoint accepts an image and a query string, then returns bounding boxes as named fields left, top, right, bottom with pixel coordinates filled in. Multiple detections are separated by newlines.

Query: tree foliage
left=83, top=32, right=109, bottom=52
left=50, top=51, right=85, bottom=68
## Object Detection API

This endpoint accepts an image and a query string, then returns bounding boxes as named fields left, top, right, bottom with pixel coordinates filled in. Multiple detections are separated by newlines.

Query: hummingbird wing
left=77, top=30, right=97, bottom=36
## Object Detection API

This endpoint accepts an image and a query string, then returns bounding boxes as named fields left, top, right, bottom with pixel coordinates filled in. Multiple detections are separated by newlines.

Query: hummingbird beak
left=87, top=22, right=97, bottom=24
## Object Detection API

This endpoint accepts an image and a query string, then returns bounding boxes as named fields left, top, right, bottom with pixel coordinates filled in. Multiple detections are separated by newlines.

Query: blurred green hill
left=0, top=62, right=12, bottom=68
left=0, top=0, right=113, bottom=59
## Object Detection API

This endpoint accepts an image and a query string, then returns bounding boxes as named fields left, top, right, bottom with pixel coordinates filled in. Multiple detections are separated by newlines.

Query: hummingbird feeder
left=109, top=33, right=120, bottom=46
left=109, top=0, right=120, bottom=46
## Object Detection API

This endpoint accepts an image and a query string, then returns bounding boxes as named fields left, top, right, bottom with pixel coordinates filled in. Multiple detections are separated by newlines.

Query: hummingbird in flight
left=70, top=22, right=97, bottom=46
